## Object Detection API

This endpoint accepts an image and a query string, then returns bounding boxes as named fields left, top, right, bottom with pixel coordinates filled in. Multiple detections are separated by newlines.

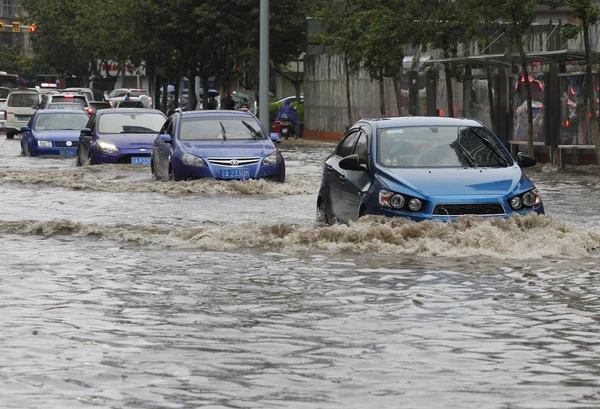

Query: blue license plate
left=17, top=116, right=29, bottom=121
left=59, top=148, right=77, bottom=157
left=131, top=157, right=151, bottom=165
left=220, top=168, right=250, bottom=179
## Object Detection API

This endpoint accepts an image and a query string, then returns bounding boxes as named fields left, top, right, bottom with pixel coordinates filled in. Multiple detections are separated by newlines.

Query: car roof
left=97, top=108, right=164, bottom=116
left=362, top=116, right=483, bottom=129
left=36, top=109, right=88, bottom=114
left=179, top=109, right=255, bottom=119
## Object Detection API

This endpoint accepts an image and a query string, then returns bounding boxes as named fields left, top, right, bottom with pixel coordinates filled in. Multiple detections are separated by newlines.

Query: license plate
left=59, top=148, right=77, bottom=156
left=17, top=116, right=29, bottom=121
left=131, top=157, right=151, bottom=165
left=220, top=168, right=250, bottom=179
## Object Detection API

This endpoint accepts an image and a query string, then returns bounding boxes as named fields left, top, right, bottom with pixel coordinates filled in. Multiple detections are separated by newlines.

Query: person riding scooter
left=275, top=100, right=298, bottom=139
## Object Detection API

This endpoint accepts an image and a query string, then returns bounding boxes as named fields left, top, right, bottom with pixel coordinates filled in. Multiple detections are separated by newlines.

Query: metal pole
left=259, top=0, right=269, bottom=129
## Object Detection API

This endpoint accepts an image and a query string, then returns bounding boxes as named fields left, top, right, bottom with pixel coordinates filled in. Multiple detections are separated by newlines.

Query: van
left=5, top=88, right=41, bottom=139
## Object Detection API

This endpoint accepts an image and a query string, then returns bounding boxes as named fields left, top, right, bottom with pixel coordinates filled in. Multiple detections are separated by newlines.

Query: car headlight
left=182, top=153, right=207, bottom=167
left=408, top=198, right=422, bottom=211
left=37, top=140, right=52, bottom=147
left=522, top=189, right=540, bottom=207
left=97, top=141, right=119, bottom=154
left=262, top=151, right=282, bottom=166
left=510, top=196, right=523, bottom=210
left=390, top=194, right=405, bottom=209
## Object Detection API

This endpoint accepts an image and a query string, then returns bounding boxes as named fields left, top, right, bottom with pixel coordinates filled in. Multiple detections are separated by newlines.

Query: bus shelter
left=426, top=49, right=599, bottom=165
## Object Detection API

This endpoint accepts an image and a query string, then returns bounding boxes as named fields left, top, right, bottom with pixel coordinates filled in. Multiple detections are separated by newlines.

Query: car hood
left=180, top=140, right=275, bottom=157
left=100, top=133, right=157, bottom=147
left=34, top=130, right=82, bottom=141
left=377, top=166, right=531, bottom=198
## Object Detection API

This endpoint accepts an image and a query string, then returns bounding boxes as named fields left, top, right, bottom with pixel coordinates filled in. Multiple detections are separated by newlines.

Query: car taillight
left=86, top=108, right=94, bottom=114
left=3, top=111, right=6, bottom=120
left=109, top=101, right=113, bottom=107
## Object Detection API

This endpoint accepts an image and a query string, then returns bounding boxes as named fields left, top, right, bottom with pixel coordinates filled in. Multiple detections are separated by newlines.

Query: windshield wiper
left=219, top=122, right=227, bottom=141
left=464, top=127, right=511, bottom=167
left=241, top=121, right=262, bottom=140
left=454, top=128, right=477, bottom=168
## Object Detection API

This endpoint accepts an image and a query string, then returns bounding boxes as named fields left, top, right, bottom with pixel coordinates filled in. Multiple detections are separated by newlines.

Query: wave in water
left=0, top=167, right=319, bottom=195
left=1, top=213, right=599, bottom=259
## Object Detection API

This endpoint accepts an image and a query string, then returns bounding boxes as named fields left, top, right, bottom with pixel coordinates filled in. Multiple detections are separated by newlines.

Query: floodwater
left=1, top=135, right=600, bottom=409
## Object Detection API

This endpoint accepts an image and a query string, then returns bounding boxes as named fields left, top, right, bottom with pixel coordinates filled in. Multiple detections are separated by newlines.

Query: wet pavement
left=1, top=136, right=600, bottom=408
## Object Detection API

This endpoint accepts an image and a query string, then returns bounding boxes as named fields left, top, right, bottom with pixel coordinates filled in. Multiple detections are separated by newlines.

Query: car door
left=327, top=129, right=360, bottom=220
left=78, top=114, right=96, bottom=161
left=338, top=130, right=373, bottom=222
left=154, top=119, right=174, bottom=178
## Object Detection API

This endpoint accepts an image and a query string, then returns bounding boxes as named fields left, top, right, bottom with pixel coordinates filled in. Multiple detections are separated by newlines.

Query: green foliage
left=561, top=23, right=582, bottom=40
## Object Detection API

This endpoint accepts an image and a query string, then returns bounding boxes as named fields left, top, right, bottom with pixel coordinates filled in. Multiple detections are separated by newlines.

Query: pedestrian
left=207, top=96, right=218, bottom=110
left=124, top=91, right=132, bottom=101
left=224, top=94, right=236, bottom=110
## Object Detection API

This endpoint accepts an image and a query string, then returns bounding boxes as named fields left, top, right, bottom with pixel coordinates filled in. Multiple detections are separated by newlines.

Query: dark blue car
left=76, top=108, right=167, bottom=166
left=20, top=109, right=90, bottom=157
left=317, top=116, right=544, bottom=224
left=151, top=110, right=285, bottom=182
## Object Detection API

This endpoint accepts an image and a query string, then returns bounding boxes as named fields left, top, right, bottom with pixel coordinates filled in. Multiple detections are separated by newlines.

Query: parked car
left=151, top=110, right=285, bottom=182
left=76, top=108, right=167, bottom=166
left=316, top=116, right=544, bottom=224
left=5, top=88, right=42, bottom=139
left=20, top=109, right=89, bottom=157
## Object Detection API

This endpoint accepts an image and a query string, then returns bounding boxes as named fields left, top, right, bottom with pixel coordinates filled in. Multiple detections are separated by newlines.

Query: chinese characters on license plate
left=220, top=168, right=250, bottom=179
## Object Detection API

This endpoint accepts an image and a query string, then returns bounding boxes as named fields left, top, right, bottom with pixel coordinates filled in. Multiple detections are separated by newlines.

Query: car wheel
left=316, top=200, right=334, bottom=226
left=24, top=142, right=31, bottom=157
left=6, top=132, right=14, bottom=140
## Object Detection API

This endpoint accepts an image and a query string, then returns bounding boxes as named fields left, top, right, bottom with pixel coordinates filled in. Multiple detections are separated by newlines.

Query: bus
left=35, top=74, right=59, bottom=89
left=0, top=72, right=21, bottom=89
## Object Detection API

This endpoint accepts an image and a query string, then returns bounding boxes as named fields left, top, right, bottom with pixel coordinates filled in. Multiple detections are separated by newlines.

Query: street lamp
left=259, top=0, right=269, bottom=129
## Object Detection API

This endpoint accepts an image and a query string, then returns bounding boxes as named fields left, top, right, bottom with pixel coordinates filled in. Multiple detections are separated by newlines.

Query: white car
left=108, top=88, right=152, bottom=108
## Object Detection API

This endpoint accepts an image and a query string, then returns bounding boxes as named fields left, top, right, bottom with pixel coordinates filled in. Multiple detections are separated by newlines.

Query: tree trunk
left=583, top=18, right=600, bottom=163
left=345, top=56, right=352, bottom=130
left=379, top=78, right=386, bottom=116
left=161, top=77, right=169, bottom=113
left=444, top=62, right=454, bottom=117
left=518, top=36, right=535, bottom=156
left=486, top=62, right=496, bottom=133
left=188, top=69, right=197, bottom=111
left=393, top=76, right=403, bottom=116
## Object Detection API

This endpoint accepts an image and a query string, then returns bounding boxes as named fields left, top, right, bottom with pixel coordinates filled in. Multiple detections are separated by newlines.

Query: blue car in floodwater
left=317, top=116, right=544, bottom=224
left=151, top=110, right=285, bottom=182
left=76, top=108, right=167, bottom=166
left=20, top=109, right=89, bottom=157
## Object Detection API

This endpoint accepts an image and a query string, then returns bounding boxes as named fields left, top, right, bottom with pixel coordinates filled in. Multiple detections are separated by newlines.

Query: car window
left=113, top=90, right=126, bottom=98
left=51, top=95, right=87, bottom=107
left=130, top=90, right=148, bottom=97
left=0, top=88, right=9, bottom=99
left=8, top=93, right=38, bottom=107
left=34, top=113, right=89, bottom=131
left=98, top=112, right=165, bottom=134
left=336, top=131, right=359, bottom=157
left=178, top=117, right=266, bottom=141
left=354, top=132, right=369, bottom=165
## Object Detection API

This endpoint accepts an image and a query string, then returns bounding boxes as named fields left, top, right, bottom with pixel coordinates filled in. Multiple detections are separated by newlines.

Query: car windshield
left=33, top=113, right=89, bottom=131
left=378, top=125, right=513, bottom=168
left=179, top=117, right=266, bottom=141
left=131, top=90, right=148, bottom=97
left=52, top=96, right=86, bottom=107
left=47, top=103, right=84, bottom=110
left=8, top=93, right=38, bottom=107
left=98, top=112, right=165, bottom=134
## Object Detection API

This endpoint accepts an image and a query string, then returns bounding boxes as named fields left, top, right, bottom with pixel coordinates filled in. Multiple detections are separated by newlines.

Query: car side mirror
left=80, top=128, right=92, bottom=137
left=339, top=154, right=364, bottom=171
left=517, top=152, right=536, bottom=168
left=21, top=126, right=30, bottom=132
left=270, top=132, right=281, bottom=143
left=158, top=133, right=172, bottom=143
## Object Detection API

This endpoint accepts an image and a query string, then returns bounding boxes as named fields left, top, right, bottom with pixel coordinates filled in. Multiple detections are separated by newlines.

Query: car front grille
left=207, top=157, right=260, bottom=167
left=432, top=203, right=506, bottom=216
left=54, top=141, right=79, bottom=148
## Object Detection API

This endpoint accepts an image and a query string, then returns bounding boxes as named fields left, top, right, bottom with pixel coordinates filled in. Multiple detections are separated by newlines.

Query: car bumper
left=31, top=146, right=78, bottom=157
left=173, top=161, right=285, bottom=182
left=92, top=148, right=152, bottom=165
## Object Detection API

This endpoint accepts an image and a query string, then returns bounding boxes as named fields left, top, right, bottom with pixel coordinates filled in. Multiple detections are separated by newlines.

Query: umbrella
left=232, top=92, right=250, bottom=101
left=200, top=88, right=219, bottom=96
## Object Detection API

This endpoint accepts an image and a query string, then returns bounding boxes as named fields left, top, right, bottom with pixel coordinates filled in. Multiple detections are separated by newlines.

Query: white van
left=5, top=88, right=41, bottom=139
